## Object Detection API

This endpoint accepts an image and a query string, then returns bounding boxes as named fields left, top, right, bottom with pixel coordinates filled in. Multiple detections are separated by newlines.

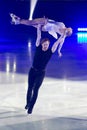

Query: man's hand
left=10, top=13, right=21, bottom=25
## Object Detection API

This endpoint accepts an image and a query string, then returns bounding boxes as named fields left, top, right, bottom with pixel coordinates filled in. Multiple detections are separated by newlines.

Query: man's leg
left=27, top=71, right=45, bottom=114
left=25, top=68, right=35, bottom=109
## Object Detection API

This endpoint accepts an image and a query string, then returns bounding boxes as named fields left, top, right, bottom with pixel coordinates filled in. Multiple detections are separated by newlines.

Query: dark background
left=0, top=0, right=87, bottom=44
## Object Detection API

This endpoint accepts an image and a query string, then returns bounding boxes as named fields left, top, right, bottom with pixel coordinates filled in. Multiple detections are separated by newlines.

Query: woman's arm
left=51, top=34, right=66, bottom=57
left=57, top=38, right=65, bottom=57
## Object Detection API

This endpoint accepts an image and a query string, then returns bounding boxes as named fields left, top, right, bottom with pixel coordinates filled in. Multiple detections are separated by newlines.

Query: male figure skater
left=10, top=14, right=72, bottom=114
left=25, top=24, right=69, bottom=114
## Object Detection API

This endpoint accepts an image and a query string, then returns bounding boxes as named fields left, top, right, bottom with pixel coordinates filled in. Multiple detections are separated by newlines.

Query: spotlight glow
left=29, top=0, right=38, bottom=20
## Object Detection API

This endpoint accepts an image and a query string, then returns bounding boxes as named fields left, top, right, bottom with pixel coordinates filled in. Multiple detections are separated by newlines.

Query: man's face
left=42, top=41, right=50, bottom=51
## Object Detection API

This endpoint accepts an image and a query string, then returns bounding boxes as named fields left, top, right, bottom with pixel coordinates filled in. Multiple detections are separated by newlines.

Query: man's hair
left=41, top=38, right=50, bottom=45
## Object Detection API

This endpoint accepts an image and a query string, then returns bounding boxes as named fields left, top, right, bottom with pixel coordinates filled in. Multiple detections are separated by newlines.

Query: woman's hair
left=40, top=38, right=50, bottom=45
left=66, top=27, right=73, bottom=36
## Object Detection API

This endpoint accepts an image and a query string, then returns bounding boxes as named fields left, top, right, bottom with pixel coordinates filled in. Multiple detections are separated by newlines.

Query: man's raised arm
left=35, top=25, right=42, bottom=47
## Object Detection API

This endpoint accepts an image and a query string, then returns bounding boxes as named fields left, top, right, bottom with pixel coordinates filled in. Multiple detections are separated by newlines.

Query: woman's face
left=65, top=27, right=73, bottom=36
left=42, top=41, right=50, bottom=51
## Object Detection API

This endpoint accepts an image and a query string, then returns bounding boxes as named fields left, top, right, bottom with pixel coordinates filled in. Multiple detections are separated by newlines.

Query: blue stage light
left=77, top=32, right=87, bottom=43
left=78, top=28, right=87, bottom=31
left=77, top=28, right=87, bottom=43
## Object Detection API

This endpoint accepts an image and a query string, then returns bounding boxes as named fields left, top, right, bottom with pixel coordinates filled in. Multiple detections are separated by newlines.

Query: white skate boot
left=10, top=13, right=20, bottom=25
